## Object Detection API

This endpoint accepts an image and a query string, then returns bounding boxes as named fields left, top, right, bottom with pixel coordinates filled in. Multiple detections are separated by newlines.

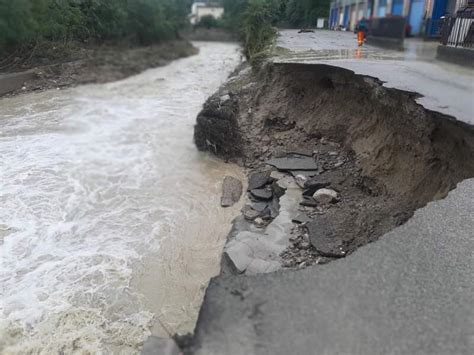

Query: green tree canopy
left=0, top=0, right=193, bottom=52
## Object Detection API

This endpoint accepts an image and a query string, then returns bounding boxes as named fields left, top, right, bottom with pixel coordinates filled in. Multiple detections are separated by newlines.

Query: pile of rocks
left=221, top=145, right=355, bottom=272
left=240, top=170, right=284, bottom=228
left=260, top=150, right=350, bottom=269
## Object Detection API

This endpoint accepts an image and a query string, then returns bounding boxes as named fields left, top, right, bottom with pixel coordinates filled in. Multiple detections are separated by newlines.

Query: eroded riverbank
left=186, top=56, right=474, bottom=353
left=0, top=40, right=197, bottom=98
left=0, top=42, right=242, bottom=354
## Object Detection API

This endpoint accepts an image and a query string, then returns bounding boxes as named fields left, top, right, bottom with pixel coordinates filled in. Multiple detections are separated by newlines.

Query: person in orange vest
left=357, top=18, right=368, bottom=46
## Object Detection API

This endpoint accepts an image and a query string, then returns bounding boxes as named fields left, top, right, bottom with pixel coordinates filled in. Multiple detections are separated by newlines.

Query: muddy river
left=0, top=42, right=243, bottom=354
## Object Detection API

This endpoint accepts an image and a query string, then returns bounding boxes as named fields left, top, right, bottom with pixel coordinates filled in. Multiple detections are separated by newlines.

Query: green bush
left=241, top=0, right=277, bottom=61
left=0, top=0, right=38, bottom=49
left=285, top=0, right=329, bottom=27
left=0, top=0, right=191, bottom=52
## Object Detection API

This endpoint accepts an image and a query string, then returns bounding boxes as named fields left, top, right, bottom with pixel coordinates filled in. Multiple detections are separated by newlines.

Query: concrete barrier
left=437, top=45, right=474, bottom=68
left=0, top=70, right=37, bottom=96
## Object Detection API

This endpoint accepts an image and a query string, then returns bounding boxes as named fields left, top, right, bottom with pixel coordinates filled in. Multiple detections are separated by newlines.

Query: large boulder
left=194, top=94, right=242, bottom=159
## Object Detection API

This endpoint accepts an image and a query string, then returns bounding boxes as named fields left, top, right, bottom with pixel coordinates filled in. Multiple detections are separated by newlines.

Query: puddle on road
left=0, top=42, right=243, bottom=354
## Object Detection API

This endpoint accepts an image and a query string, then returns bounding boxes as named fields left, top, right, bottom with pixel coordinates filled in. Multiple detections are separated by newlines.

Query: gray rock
left=294, top=174, right=308, bottom=189
left=304, top=177, right=331, bottom=189
left=248, top=171, right=271, bottom=190
left=254, top=217, right=266, bottom=228
left=224, top=229, right=286, bottom=274
left=307, top=215, right=346, bottom=257
left=220, top=94, right=230, bottom=103
left=292, top=213, right=312, bottom=224
left=266, top=155, right=318, bottom=171
left=141, top=336, right=179, bottom=355
left=252, top=202, right=269, bottom=212
left=250, top=188, right=273, bottom=201
left=271, top=180, right=287, bottom=198
left=242, top=205, right=261, bottom=221
left=303, top=178, right=331, bottom=196
left=300, top=197, right=318, bottom=207
left=270, top=170, right=287, bottom=180
left=313, top=188, right=338, bottom=204
left=224, top=242, right=253, bottom=273
left=221, top=176, right=243, bottom=207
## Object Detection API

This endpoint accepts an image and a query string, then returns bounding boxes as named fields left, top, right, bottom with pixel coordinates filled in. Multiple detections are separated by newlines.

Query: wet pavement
left=192, top=178, right=474, bottom=355
left=274, top=30, right=474, bottom=125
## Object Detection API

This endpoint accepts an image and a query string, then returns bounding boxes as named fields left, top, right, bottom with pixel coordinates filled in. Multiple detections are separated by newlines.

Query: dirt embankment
left=0, top=40, right=197, bottom=97
left=194, top=62, right=474, bottom=266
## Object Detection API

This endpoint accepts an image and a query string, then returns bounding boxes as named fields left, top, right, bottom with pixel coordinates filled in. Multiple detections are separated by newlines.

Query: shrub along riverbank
left=0, top=0, right=198, bottom=96
left=0, top=0, right=192, bottom=55
left=220, top=0, right=329, bottom=63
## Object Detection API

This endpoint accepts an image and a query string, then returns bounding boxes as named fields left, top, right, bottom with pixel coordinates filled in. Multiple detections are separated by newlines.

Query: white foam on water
left=0, top=42, right=241, bottom=354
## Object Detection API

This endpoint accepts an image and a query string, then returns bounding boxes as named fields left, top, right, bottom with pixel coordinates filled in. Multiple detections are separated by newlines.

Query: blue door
left=343, top=6, right=350, bottom=27
left=408, top=0, right=425, bottom=35
left=392, top=0, right=404, bottom=15
left=428, top=0, right=448, bottom=35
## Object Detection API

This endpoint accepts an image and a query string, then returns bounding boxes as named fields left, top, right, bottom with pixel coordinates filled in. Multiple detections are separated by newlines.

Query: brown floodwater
left=0, top=42, right=243, bottom=354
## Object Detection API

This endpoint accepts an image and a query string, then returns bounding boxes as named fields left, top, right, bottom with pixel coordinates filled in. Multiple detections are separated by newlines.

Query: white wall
left=196, top=7, right=224, bottom=21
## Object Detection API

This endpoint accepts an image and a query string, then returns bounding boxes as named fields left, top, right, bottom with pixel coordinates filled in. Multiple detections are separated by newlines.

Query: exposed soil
left=194, top=61, right=474, bottom=269
left=0, top=40, right=197, bottom=97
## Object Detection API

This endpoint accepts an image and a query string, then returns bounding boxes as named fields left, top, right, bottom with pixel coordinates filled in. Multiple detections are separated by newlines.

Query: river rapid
left=0, top=42, right=243, bottom=354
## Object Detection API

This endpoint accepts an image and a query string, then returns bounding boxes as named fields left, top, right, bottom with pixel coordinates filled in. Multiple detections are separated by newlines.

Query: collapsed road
left=177, top=31, right=474, bottom=355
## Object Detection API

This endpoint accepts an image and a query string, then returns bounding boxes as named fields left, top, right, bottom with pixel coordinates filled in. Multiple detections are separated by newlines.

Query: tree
left=198, top=15, right=219, bottom=29
left=285, top=0, right=329, bottom=27
left=0, top=0, right=194, bottom=52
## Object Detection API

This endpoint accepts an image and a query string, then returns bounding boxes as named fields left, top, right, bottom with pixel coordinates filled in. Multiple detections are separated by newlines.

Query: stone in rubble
left=254, top=217, right=266, bottom=228
left=251, top=202, right=269, bottom=212
left=292, top=213, right=312, bottom=224
left=242, top=205, right=261, bottom=221
left=307, top=215, right=346, bottom=257
left=250, top=188, right=273, bottom=201
left=304, top=177, right=332, bottom=189
left=221, top=176, right=243, bottom=207
left=303, top=177, right=331, bottom=196
left=266, top=154, right=318, bottom=171
left=271, top=180, right=286, bottom=198
left=313, top=188, right=339, bottom=204
left=294, top=174, right=308, bottom=189
left=300, top=197, right=318, bottom=207
left=248, top=171, right=271, bottom=190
